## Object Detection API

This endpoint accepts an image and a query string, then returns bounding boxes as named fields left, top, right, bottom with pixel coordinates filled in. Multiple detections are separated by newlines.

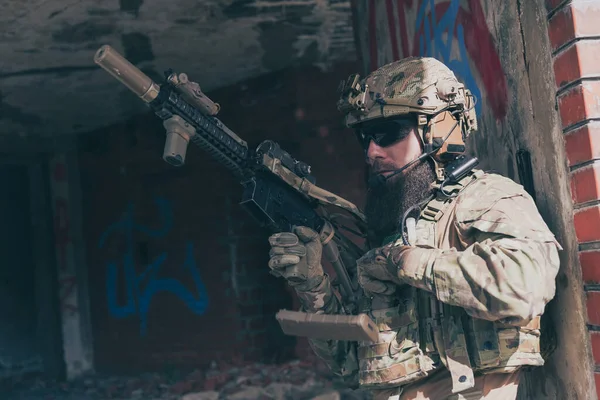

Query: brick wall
left=546, top=0, right=600, bottom=396
left=77, top=61, right=365, bottom=373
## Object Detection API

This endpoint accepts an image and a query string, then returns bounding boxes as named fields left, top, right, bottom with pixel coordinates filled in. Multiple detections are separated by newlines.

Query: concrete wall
left=76, top=62, right=367, bottom=373
left=0, top=0, right=358, bottom=138
left=350, top=0, right=596, bottom=398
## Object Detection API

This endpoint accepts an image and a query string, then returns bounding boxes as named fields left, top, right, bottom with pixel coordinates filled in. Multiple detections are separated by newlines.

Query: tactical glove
left=357, top=245, right=403, bottom=296
left=268, top=226, right=325, bottom=292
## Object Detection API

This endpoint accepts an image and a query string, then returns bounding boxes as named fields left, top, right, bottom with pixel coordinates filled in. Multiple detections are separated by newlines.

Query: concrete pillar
left=29, top=160, right=66, bottom=380
left=48, top=152, right=94, bottom=379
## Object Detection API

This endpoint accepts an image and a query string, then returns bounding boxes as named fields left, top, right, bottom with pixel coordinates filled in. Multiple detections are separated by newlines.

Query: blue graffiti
left=415, top=0, right=482, bottom=115
left=98, top=197, right=209, bottom=336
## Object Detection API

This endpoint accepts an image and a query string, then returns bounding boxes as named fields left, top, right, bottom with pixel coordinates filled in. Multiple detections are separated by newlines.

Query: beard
left=364, top=159, right=437, bottom=247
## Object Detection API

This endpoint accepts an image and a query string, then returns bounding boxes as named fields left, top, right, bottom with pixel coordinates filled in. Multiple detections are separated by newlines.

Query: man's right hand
left=268, top=226, right=325, bottom=292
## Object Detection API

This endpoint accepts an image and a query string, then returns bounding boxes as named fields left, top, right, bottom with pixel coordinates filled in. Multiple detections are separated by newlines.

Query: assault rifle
left=94, top=45, right=379, bottom=343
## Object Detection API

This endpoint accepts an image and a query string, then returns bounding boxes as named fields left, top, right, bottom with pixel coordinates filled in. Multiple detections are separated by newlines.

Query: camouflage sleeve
left=390, top=175, right=561, bottom=324
left=294, top=275, right=360, bottom=387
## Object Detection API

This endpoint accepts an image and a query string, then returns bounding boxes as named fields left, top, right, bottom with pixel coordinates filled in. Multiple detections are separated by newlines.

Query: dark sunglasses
left=355, top=118, right=416, bottom=150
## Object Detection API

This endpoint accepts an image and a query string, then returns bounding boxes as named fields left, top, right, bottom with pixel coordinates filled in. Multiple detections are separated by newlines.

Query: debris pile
left=1, top=357, right=372, bottom=400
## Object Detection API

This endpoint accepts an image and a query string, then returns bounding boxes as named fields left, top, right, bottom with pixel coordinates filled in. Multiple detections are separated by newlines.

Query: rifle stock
left=94, top=45, right=378, bottom=342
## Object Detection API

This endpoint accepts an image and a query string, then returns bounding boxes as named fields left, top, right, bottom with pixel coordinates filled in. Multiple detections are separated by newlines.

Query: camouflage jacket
left=294, top=171, right=561, bottom=391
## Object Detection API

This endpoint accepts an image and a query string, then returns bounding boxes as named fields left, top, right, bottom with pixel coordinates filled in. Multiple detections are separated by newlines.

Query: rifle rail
left=152, top=88, right=249, bottom=175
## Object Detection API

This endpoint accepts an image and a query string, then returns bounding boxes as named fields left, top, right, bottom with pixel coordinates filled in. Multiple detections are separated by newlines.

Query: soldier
left=267, top=57, right=561, bottom=400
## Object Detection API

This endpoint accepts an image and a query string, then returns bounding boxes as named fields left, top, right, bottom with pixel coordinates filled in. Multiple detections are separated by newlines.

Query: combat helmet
left=337, top=57, right=478, bottom=179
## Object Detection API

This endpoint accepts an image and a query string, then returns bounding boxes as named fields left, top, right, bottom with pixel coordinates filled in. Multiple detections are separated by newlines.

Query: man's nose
left=366, top=139, right=386, bottom=161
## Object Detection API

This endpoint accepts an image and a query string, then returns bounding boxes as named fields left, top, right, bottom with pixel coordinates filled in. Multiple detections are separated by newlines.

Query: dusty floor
left=0, top=358, right=372, bottom=400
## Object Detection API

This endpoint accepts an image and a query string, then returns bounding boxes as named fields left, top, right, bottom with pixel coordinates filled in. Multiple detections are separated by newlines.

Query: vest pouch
left=495, top=317, right=544, bottom=370
left=462, top=313, right=501, bottom=369
left=358, top=288, right=441, bottom=389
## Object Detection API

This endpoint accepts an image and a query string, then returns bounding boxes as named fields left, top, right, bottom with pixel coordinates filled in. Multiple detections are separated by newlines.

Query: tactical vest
left=356, top=170, right=544, bottom=393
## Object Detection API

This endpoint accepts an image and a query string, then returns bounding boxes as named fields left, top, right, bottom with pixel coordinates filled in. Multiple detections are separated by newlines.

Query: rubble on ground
left=1, top=357, right=372, bottom=400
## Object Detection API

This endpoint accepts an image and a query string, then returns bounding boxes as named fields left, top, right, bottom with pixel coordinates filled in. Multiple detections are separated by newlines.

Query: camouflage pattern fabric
left=341, top=57, right=474, bottom=129
left=289, top=171, right=560, bottom=396
left=387, top=172, right=561, bottom=324
left=364, top=57, right=460, bottom=111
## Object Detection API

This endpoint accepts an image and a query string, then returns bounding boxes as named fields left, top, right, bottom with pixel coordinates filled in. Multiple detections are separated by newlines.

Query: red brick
left=295, top=337, right=314, bottom=360
left=244, top=316, right=264, bottom=331
left=570, top=163, right=600, bottom=204
left=548, top=4, right=575, bottom=51
left=591, top=331, right=600, bottom=365
left=250, top=334, right=266, bottom=348
left=242, top=347, right=261, bottom=360
left=574, top=40, right=600, bottom=79
left=571, top=1, right=600, bottom=36
left=238, top=304, right=262, bottom=318
left=553, top=40, right=600, bottom=89
left=581, top=251, right=600, bottom=284
left=548, top=3, right=600, bottom=52
left=565, top=122, right=600, bottom=167
left=558, top=81, right=600, bottom=130
left=553, top=42, right=578, bottom=88
left=238, top=288, right=262, bottom=304
left=587, top=291, right=600, bottom=325
left=596, top=373, right=600, bottom=400
left=574, top=205, right=600, bottom=242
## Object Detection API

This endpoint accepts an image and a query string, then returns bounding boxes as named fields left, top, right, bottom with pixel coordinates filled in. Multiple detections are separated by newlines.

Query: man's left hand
left=357, top=244, right=411, bottom=296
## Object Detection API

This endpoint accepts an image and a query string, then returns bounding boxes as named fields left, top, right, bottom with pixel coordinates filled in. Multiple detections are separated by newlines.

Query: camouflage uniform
left=294, top=171, right=561, bottom=399
left=270, top=57, right=561, bottom=399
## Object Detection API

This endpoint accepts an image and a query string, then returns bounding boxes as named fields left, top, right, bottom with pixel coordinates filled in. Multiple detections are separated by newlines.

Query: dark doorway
left=0, top=165, right=42, bottom=378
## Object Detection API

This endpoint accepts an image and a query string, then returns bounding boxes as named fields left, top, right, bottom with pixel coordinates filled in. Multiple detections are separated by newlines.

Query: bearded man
left=267, top=57, right=561, bottom=400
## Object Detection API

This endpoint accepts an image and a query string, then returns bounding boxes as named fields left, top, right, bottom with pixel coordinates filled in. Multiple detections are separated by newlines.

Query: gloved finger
left=294, top=226, right=320, bottom=243
left=269, top=232, right=299, bottom=247
left=281, top=263, right=308, bottom=283
left=269, top=245, right=306, bottom=258
left=357, top=249, right=395, bottom=281
left=357, top=249, right=388, bottom=266
left=268, top=254, right=300, bottom=269
left=359, top=260, right=395, bottom=282
left=359, top=274, right=396, bottom=296
left=269, top=269, right=283, bottom=278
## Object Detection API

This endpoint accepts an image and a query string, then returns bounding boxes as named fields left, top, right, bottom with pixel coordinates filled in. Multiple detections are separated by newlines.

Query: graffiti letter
left=99, top=197, right=209, bottom=336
